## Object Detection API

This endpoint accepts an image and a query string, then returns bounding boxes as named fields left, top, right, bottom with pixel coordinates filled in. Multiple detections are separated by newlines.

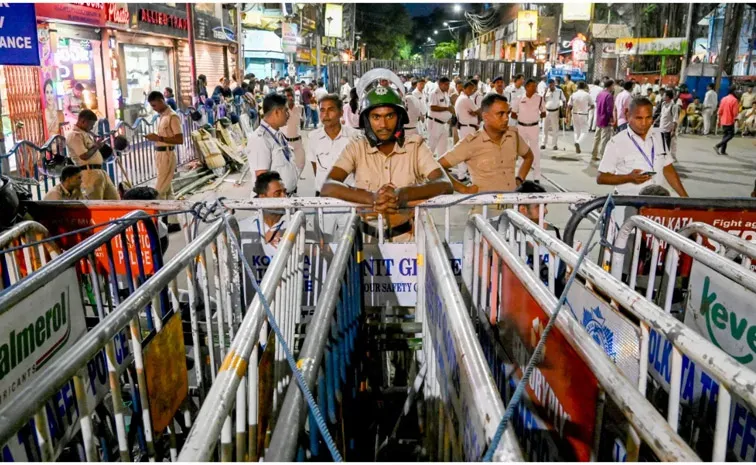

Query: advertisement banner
left=35, top=3, right=107, bottom=27
left=615, top=37, right=688, bottom=56
left=27, top=204, right=160, bottom=276
left=516, top=10, right=538, bottom=42
left=497, top=258, right=599, bottom=461
left=565, top=280, right=641, bottom=385
left=563, top=3, right=593, bottom=22
left=0, top=3, right=41, bottom=66
left=282, top=22, right=298, bottom=54
left=324, top=4, right=343, bottom=38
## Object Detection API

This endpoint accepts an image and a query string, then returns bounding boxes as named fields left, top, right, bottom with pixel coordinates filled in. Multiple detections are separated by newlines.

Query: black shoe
left=552, top=145, right=558, bottom=150
left=713, top=145, right=721, bottom=154
left=721, top=152, right=729, bottom=156
left=575, top=143, right=581, bottom=154
left=534, top=180, right=541, bottom=184
left=540, top=145, right=546, bottom=150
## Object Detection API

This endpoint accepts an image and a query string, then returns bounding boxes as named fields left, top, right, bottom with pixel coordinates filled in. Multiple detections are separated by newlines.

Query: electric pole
left=679, top=3, right=694, bottom=83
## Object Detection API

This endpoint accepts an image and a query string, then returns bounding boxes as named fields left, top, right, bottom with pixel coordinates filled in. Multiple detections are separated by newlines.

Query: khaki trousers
left=155, top=151, right=177, bottom=200
left=82, top=169, right=119, bottom=200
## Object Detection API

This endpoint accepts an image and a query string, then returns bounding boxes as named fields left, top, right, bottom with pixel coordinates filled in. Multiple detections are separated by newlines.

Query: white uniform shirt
left=544, top=87, right=565, bottom=111
left=598, top=127, right=674, bottom=195
left=659, top=101, right=679, bottom=133
left=428, top=88, right=452, bottom=123
left=306, top=125, right=358, bottom=191
left=314, top=86, right=328, bottom=102
left=511, top=93, right=545, bottom=125
left=404, top=81, right=412, bottom=93
left=247, top=121, right=300, bottom=193
left=537, top=80, right=548, bottom=96
left=404, top=94, right=425, bottom=127
left=340, top=83, right=352, bottom=100
left=412, top=89, right=427, bottom=111
left=569, top=89, right=593, bottom=114
left=505, top=84, right=525, bottom=104
left=455, top=93, right=479, bottom=125
left=704, top=89, right=718, bottom=110
left=588, top=84, right=602, bottom=105
left=280, top=104, right=303, bottom=139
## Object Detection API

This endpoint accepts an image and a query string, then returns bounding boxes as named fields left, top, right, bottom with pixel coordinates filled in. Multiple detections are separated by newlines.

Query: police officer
left=65, top=109, right=119, bottom=200
left=541, top=79, right=565, bottom=150
left=321, top=85, right=452, bottom=242
left=504, top=74, right=526, bottom=125
left=427, top=76, right=453, bottom=157
left=511, top=79, right=546, bottom=182
left=146, top=91, right=184, bottom=201
left=246, top=92, right=300, bottom=195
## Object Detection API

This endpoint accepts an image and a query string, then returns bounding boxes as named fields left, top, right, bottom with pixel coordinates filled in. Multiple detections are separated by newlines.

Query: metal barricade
left=0, top=221, right=61, bottom=289
left=679, top=221, right=756, bottom=270
left=0, top=210, right=166, bottom=461
left=500, top=210, right=756, bottom=461
left=415, top=209, right=523, bottom=461
left=178, top=211, right=305, bottom=462
left=0, top=135, right=67, bottom=200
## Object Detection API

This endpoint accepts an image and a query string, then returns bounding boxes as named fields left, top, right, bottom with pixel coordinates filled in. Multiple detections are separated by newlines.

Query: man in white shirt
left=631, top=79, right=642, bottom=97
left=490, top=76, right=505, bottom=96
left=339, top=77, right=352, bottom=102
left=505, top=74, right=526, bottom=126
left=598, top=96, right=688, bottom=197
left=412, top=79, right=428, bottom=137
left=247, top=93, right=300, bottom=195
left=537, top=76, right=548, bottom=97
left=314, top=81, right=328, bottom=102
left=702, top=83, right=718, bottom=135
left=511, top=78, right=546, bottom=182
left=588, top=79, right=603, bottom=131
left=541, top=79, right=565, bottom=150
left=614, top=80, right=634, bottom=132
left=427, top=76, right=453, bottom=157
left=404, top=90, right=425, bottom=137
left=281, top=87, right=305, bottom=172
left=658, top=89, right=679, bottom=160
left=568, top=81, right=594, bottom=154
left=451, top=80, right=481, bottom=181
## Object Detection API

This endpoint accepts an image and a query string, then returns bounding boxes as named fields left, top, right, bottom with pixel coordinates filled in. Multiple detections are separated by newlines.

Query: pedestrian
left=588, top=79, right=602, bottom=131
left=715, top=88, right=740, bottom=155
left=591, top=79, right=615, bottom=161
left=163, top=87, right=178, bottom=111
left=43, top=166, right=86, bottom=201
left=511, top=78, right=545, bottom=182
left=537, top=75, right=548, bottom=97
left=658, top=90, right=679, bottom=159
left=450, top=80, right=481, bottom=182
left=213, top=77, right=232, bottom=99
left=65, top=110, right=119, bottom=200
left=739, top=86, right=755, bottom=133
left=677, top=85, right=693, bottom=131
left=569, top=81, right=593, bottom=154
left=686, top=98, right=703, bottom=134
left=412, top=78, right=428, bottom=137
left=597, top=96, right=688, bottom=197
left=646, top=88, right=656, bottom=105
left=541, top=79, right=565, bottom=151
left=320, top=85, right=452, bottom=243
left=427, top=76, right=453, bottom=157
left=561, top=74, right=577, bottom=129
left=504, top=74, right=526, bottom=126
left=196, top=75, right=209, bottom=104
left=450, top=79, right=464, bottom=145
left=246, top=92, right=300, bottom=195
left=307, top=93, right=358, bottom=196
left=308, top=82, right=320, bottom=128
left=281, top=87, right=305, bottom=172
left=339, top=77, right=352, bottom=102
left=614, top=80, right=634, bottom=132
left=438, top=93, right=534, bottom=200
left=146, top=91, right=184, bottom=204
left=343, top=88, right=361, bottom=130
left=490, top=76, right=505, bottom=96
left=301, top=82, right=313, bottom=129
left=703, top=83, right=718, bottom=135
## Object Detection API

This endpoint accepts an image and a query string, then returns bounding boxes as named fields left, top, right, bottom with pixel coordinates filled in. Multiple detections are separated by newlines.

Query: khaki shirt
left=157, top=108, right=182, bottom=148
left=562, top=80, right=577, bottom=100
left=331, top=134, right=443, bottom=225
left=43, top=183, right=85, bottom=201
left=66, top=126, right=103, bottom=166
left=441, top=127, right=530, bottom=192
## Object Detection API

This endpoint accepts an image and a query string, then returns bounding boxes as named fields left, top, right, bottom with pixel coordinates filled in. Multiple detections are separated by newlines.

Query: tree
left=433, top=41, right=459, bottom=59
left=355, top=3, right=413, bottom=59
left=396, top=36, right=413, bottom=60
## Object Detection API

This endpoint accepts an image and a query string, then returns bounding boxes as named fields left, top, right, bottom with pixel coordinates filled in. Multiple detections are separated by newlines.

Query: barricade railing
left=678, top=221, right=756, bottom=269
left=266, top=213, right=361, bottom=461
left=414, top=209, right=523, bottom=462
left=499, top=210, right=756, bottom=461
left=0, top=220, right=61, bottom=290
left=178, top=211, right=306, bottom=462
left=0, top=210, right=167, bottom=461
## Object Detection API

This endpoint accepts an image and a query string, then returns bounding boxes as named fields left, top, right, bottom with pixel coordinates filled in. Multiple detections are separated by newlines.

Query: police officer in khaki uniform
left=439, top=93, right=534, bottom=199
left=44, top=166, right=86, bottom=201
left=65, top=110, right=119, bottom=200
left=145, top=91, right=184, bottom=200
left=321, top=85, right=453, bottom=242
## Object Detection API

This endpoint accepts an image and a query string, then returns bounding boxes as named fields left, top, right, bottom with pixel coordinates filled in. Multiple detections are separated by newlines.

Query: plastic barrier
left=0, top=212, right=237, bottom=462
left=0, top=221, right=61, bottom=290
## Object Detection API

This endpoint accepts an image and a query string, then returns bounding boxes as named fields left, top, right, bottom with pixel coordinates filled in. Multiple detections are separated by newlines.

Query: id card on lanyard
left=261, top=124, right=292, bottom=162
left=627, top=129, right=655, bottom=171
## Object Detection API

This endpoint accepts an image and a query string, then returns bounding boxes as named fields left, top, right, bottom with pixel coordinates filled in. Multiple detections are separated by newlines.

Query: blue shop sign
left=0, top=3, right=40, bottom=66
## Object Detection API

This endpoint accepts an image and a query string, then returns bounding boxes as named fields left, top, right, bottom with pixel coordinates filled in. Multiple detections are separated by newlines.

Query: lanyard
left=627, top=129, right=655, bottom=170
left=261, top=123, right=291, bottom=162
left=255, top=218, right=284, bottom=244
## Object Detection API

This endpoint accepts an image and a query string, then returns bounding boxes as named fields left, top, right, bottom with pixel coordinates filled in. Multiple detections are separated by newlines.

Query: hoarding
left=615, top=37, right=688, bottom=56
left=324, top=4, right=343, bottom=39
left=516, top=10, right=538, bottom=42
left=0, top=3, right=40, bottom=66
left=563, top=3, right=593, bottom=22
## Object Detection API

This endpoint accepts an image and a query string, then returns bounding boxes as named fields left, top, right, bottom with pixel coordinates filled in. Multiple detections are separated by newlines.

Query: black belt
left=458, top=123, right=479, bottom=130
left=518, top=121, right=539, bottom=127
left=156, top=146, right=176, bottom=152
left=81, top=164, right=103, bottom=170
left=405, top=127, right=416, bottom=130
left=361, top=221, right=412, bottom=239
left=547, top=108, right=560, bottom=112
left=573, top=112, right=589, bottom=115
left=285, top=136, right=302, bottom=142
left=427, top=116, right=448, bottom=124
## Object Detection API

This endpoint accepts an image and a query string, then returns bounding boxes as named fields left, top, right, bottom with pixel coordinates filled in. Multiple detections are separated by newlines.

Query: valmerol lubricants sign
left=0, top=268, right=87, bottom=408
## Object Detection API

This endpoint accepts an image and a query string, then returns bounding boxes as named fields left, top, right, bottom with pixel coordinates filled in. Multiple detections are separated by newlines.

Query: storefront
left=243, top=29, right=285, bottom=81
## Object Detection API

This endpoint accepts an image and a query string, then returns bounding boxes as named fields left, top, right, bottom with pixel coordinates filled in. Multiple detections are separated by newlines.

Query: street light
left=434, top=30, right=438, bottom=35
left=443, top=21, right=448, bottom=26
left=454, top=4, right=462, bottom=13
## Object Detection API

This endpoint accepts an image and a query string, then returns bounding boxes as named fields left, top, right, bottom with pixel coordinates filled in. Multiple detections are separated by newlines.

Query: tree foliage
left=433, top=41, right=459, bottom=59
left=396, top=36, right=413, bottom=60
left=355, top=3, right=413, bottom=59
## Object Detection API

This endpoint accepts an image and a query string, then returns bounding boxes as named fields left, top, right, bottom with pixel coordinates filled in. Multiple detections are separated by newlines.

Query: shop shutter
left=3, top=66, right=45, bottom=145
left=195, top=43, right=227, bottom=94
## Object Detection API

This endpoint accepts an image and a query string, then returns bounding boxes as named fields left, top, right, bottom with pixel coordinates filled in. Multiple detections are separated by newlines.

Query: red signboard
left=497, top=255, right=600, bottom=461
left=639, top=207, right=756, bottom=251
left=35, top=3, right=107, bottom=27
left=139, top=9, right=188, bottom=30
left=27, top=204, right=160, bottom=277
left=106, top=3, right=129, bottom=25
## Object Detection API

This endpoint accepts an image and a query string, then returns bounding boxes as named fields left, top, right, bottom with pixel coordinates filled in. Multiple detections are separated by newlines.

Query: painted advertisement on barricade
left=495, top=258, right=600, bottom=461
left=425, top=260, right=486, bottom=461
left=565, top=281, right=641, bottom=386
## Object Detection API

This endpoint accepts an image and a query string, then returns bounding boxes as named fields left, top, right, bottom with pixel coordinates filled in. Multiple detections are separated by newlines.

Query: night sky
left=405, top=3, right=444, bottom=17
